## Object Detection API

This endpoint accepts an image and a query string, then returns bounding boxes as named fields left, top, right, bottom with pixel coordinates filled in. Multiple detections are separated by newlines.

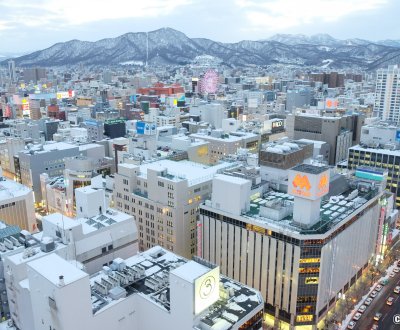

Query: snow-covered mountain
left=4, top=28, right=400, bottom=69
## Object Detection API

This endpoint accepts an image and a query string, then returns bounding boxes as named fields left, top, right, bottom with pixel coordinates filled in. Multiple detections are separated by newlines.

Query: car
left=394, top=286, right=400, bottom=294
left=347, top=321, right=356, bottom=329
left=358, top=305, right=367, bottom=313
left=374, top=312, right=383, bottom=321
left=387, top=296, right=395, bottom=305
left=370, top=290, right=378, bottom=298
left=376, top=284, right=383, bottom=291
left=394, top=267, right=400, bottom=273
left=371, top=324, right=378, bottom=330
left=380, top=278, right=389, bottom=285
left=365, top=297, right=373, bottom=305
left=390, top=272, right=396, bottom=278
left=353, top=312, right=362, bottom=321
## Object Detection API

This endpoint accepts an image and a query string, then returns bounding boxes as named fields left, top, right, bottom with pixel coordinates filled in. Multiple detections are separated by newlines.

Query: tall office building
left=286, top=113, right=364, bottom=165
left=200, top=164, right=385, bottom=328
left=345, top=121, right=400, bottom=207
left=374, top=65, right=400, bottom=123
left=8, top=60, right=16, bottom=83
left=23, top=67, right=46, bottom=83
left=114, top=160, right=233, bottom=258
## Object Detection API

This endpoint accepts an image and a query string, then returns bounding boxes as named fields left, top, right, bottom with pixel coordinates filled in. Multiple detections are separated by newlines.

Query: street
left=353, top=271, right=400, bottom=330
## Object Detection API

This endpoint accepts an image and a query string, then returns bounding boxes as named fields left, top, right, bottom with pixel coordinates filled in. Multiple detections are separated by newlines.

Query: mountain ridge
left=4, top=28, right=400, bottom=69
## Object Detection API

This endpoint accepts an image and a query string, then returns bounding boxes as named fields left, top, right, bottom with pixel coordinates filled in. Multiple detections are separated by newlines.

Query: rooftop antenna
left=146, top=32, right=149, bottom=68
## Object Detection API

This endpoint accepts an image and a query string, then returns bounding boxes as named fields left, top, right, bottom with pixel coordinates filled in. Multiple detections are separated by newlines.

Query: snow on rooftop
left=170, top=260, right=210, bottom=283
left=28, top=253, right=87, bottom=286
left=138, top=160, right=232, bottom=185
left=0, top=177, right=32, bottom=200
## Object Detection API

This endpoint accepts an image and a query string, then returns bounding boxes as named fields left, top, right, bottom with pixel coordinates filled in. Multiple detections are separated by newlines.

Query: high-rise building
left=286, top=113, right=364, bottom=165
left=114, top=160, right=234, bottom=258
left=8, top=60, right=16, bottom=83
left=23, top=67, right=46, bottom=83
left=199, top=164, right=386, bottom=328
left=374, top=65, right=400, bottom=123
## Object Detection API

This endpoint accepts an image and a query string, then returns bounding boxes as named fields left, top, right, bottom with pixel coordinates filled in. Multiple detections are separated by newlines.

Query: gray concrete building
left=286, top=113, right=364, bottom=165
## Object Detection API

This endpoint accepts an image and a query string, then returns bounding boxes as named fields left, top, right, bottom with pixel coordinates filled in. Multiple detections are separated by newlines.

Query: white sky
left=0, top=0, right=398, bottom=53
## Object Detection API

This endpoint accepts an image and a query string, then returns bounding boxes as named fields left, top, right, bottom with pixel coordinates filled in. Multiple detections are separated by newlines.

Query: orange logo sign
left=318, top=174, right=328, bottom=190
left=292, top=174, right=311, bottom=191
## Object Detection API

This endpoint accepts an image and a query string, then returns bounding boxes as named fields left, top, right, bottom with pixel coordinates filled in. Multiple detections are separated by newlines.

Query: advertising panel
left=194, top=267, right=220, bottom=315
left=136, top=121, right=146, bottom=135
left=288, top=169, right=330, bottom=200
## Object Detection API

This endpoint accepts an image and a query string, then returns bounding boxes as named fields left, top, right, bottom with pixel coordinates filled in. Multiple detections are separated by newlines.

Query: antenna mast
left=146, top=32, right=149, bottom=68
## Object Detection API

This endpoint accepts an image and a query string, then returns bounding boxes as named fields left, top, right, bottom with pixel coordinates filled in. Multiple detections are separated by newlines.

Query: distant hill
left=4, top=28, right=400, bottom=70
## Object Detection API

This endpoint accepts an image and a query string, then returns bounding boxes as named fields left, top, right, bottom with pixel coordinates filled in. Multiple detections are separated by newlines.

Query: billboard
left=136, top=121, right=156, bottom=135
left=355, top=168, right=386, bottom=182
left=136, top=121, right=146, bottom=134
left=288, top=168, right=330, bottom=200
left=396, top=130, right=400, bottom=142
left=271, top=119, right=284, bottom=132
left=194, top=266, right=220, bottom=315
left=56, top=90, right=75, bottom=99
left=325, top=98, right=339, bottom=109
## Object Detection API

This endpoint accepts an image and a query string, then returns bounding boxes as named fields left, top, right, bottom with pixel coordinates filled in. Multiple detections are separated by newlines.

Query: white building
left=114, top=160, right=235, bottom=258
left=0, top=137, right=25, bottom=174
left=3, top=246, right=263, bottom=330
left=374, top=65, right=400, bottom=123
left=359, top=120, right=399, bottom=147
left=0, top=168, right=36, bottom=231
left=190, top=103, right=226, bottom=129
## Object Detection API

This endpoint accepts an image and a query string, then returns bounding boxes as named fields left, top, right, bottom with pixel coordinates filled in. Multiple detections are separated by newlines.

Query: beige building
left=200, top=166, right=384, bottom=328
left=0, top=168, right=36, bottom=231
left=114, top=159, right=233, bottom=258
left=191, top=130, right=260, bottom=164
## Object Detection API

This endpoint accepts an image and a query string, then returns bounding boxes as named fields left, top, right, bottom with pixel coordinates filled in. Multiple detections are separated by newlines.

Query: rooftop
left=239, top=177, right=380, bottom=236
left=28, top=253, right=87, bottom=286
left=350, top=144, right=400, bottom=155
left=191, top=131, right=258, bottom=142
left=138, top=160, right=233, bottom=186
left=43, top=208, right=132, bottom=235
left=89, top=247, right=262, bottom=328
left=292, top=164, right=329, bottom=174
left=0, top=176, right=32, bottom=200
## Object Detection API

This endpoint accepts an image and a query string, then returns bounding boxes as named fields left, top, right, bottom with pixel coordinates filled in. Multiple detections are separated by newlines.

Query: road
left=353, top=271, right=400, bottom=330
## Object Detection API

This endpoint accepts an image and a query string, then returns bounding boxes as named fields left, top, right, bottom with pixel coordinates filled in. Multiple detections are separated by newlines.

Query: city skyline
left=0, top=0, right=399, bottom=53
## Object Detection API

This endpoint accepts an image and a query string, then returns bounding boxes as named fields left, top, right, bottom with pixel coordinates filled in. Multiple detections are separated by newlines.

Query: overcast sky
left=0, top=0, right=399, bottom=54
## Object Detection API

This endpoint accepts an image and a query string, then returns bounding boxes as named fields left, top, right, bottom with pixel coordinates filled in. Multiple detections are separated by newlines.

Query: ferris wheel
left=199, top=69, right=219, bottom=94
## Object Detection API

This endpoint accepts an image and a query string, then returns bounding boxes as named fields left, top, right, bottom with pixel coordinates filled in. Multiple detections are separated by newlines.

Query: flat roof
left=89, top=247, right=262, bottom=328
left=28, top=253, right=87, bottom=286
left=43, top=209, right=133, bottom=235
left=138, top=160, right=233, bottom=185
left=240, top=178, right=379, bottom=236
left=170, top=260, right=209, bottom=283
left=0, top=177, right=32, bottom=200
left=350, top=144, right=400, bottom=156
left=291, top=164, right=329, bottom=174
